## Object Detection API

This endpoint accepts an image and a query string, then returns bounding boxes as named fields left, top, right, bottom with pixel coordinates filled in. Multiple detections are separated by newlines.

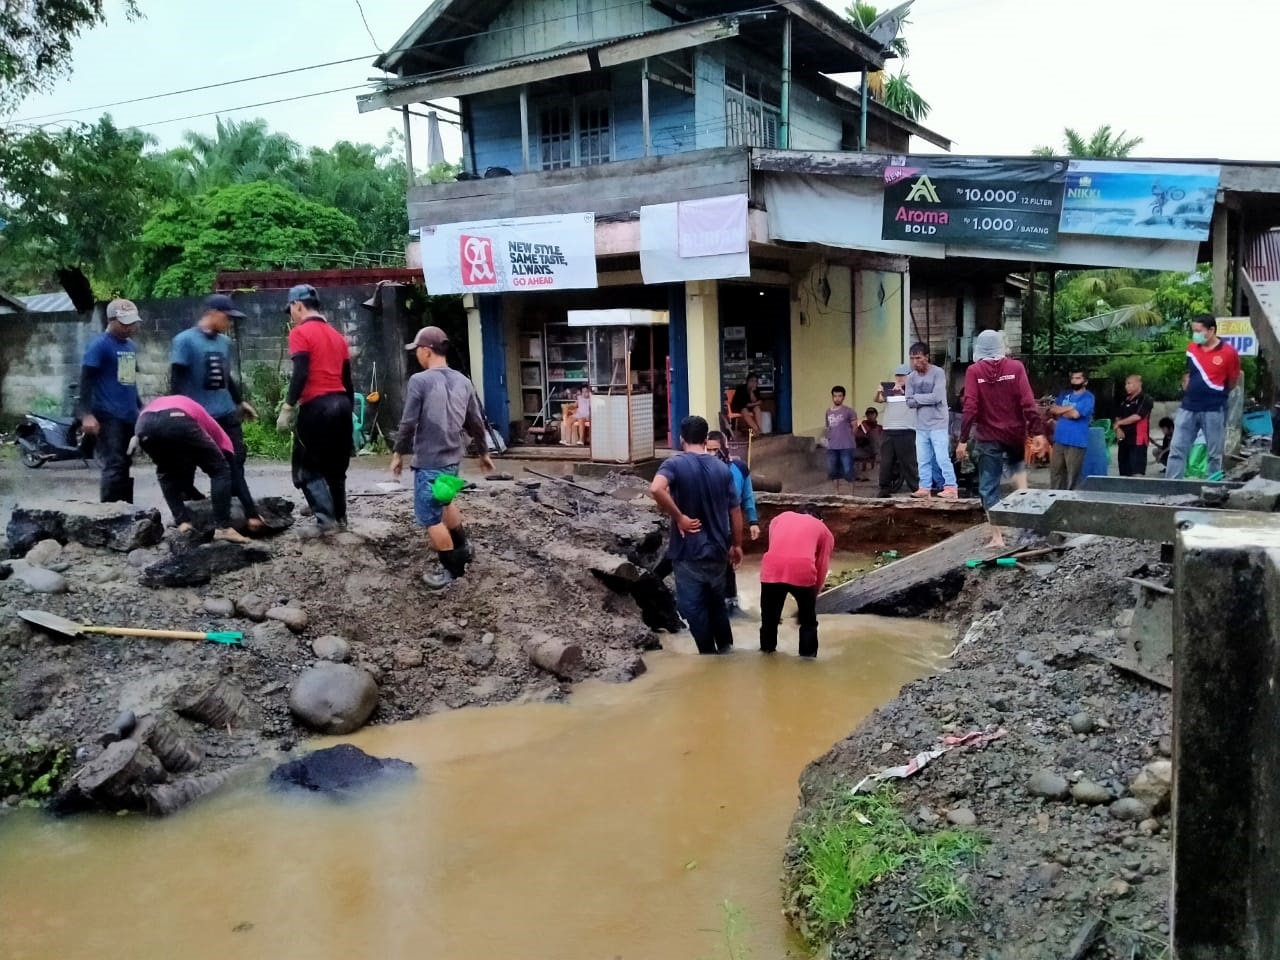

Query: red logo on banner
left=460, top=235, right=497, bottom=286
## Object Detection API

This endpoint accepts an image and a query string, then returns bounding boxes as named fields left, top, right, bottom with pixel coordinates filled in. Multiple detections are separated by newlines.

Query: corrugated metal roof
left=19, top=292, right=75, bottom=313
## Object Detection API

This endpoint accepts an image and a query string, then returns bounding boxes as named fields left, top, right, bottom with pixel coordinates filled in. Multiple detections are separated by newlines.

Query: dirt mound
left=785, top=537, right=1173, bottom=959
left=0, top=476, right=674, bottom=814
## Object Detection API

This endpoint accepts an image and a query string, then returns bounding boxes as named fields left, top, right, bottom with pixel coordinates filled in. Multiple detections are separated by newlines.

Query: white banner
left=421, top=212, right=597, bottom=295
left=640, top=194, right=750, bottom=284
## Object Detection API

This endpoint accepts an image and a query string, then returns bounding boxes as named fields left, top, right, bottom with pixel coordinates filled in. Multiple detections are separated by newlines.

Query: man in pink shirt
left=134, top=395, right=250, bottom=543
left=759, top=506, right=835, bottom=657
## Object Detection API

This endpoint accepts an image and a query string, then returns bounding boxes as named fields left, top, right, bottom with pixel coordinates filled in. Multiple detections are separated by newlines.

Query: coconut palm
left=1032, top=125, right=1144, bottom=159
left=1061, top=269, right=1163, bottom=332
left=167, top=117, right=300, bottom=194
left=844, top=2, right=930, bottom=121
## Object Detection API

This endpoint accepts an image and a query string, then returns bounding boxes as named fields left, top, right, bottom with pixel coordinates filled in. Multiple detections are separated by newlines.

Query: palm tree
left=167, top=117, right=300, bottom=193
left=844, top=2, right=930, bottom=122
left=1032, top=124, right=1144, bottom=159
left=1061, top=269, right=1163, bottom=332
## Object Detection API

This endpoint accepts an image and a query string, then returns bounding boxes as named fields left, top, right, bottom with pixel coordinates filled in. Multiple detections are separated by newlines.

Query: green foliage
left=129, top=181, right=363, bottom=298
left=0, top=741, right=71, bottom=801
left=1032, top=124, right=1144, bottom=158
left=792, top=787, right=988, bottom=943
left=0, top=0, right=140, bottom=109
left=0, top=115, right=173, bottom=293
left=245, top=362, right=288, bottom=412
left=242, top=418, right=293, bottom=461
left=842, top=2, right=929, bottom=121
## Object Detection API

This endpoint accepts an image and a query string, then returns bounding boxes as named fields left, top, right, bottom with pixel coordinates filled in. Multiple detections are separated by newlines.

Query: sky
left=6, top=0, right=1280, bottom=165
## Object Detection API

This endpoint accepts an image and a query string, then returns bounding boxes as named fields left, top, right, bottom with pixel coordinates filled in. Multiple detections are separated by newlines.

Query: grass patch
left=0, top=741, right=72, bottom=804
left=242, top=418, right=293, bottom=460
left=792, top=787, right=988, bottom=943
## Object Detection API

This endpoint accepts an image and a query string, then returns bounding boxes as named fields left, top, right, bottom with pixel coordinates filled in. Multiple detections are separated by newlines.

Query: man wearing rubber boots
left=276, top=285, right=354, bottom=536
left=391, top=326, right=494, bottom=589
left=170, top=293, right=264, bottom=533
left=134, top=395, right=251, bottom=544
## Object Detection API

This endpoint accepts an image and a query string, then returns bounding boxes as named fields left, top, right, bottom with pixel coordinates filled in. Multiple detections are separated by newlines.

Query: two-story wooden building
left=359, top=0, right=950, bottom=446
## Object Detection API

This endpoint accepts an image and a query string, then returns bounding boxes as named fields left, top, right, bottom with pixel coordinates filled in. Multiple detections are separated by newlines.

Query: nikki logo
left=460, top=235, right=497, bottom=286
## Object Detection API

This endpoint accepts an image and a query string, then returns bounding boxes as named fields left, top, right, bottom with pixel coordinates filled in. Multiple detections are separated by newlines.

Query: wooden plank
left=752, top=148, right=888, bottom=178
left=815, top=525, right=992, bottom=615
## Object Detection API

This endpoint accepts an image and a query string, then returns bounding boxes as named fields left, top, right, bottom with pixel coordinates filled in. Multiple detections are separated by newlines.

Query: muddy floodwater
left=0, top=565, right=951, bottom=960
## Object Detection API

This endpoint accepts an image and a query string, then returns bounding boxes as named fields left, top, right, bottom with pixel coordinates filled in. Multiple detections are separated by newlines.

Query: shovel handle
left=83, top=626, right=214, bottom=642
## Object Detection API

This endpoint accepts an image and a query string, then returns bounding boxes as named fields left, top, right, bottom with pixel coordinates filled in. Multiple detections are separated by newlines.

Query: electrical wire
left=130, top=84, right=377, bottom=130
left=11, top=0, right=789, bottom=125
left=354, top=0, right=383, bottom=52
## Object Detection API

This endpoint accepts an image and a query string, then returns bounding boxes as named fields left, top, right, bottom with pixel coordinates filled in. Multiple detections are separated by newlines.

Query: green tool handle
left=84, top=626, right=221, bottom=642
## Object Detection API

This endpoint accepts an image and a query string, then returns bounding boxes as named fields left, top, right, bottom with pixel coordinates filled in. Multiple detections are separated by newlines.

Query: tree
left=286, top=140, right=409, bottom=259
left=129, top=181, right=363, bottom=298
left=166, top=116, right=301, bottom=194
left=0, top=115, right=172, bottom=294
left=1032, top=124, right=1144, bottom=158
left=0, top=0, right=140, bottom=111
left=844, top=1, right=930, bottom=122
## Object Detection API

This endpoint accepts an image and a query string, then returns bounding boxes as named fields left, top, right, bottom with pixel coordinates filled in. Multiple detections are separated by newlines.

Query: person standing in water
left=706, top=430, right=760, bottom=617
left=758, top=507, right=834, bottom=658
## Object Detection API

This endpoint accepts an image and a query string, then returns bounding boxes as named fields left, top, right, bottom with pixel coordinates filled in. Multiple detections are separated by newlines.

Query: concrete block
left=1225, top=476, right=1280, bottom=512
left=1173, top=511, right=1280, bottom=959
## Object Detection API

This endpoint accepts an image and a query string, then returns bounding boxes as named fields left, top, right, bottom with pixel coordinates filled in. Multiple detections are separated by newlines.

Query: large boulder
left=139, top=541, right=271, bottom=588
left=288, top=664, right=379, bottom=735
left=268, top=744, right=414, bottom=796
left=7, top=502, right=164, bottom=556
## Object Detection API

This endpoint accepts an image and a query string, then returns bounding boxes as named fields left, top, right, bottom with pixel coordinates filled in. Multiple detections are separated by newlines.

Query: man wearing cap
left=874, top=365, right=919, bottom=497
left=392, top=326, right=494, bottom=588
left=170, top=294, right=264, bottom=533
left=78, top=299, right=144, bottom=502
left=956, top=329, right=1046, bottom=547
left=276, top=285, right=354, bottom=534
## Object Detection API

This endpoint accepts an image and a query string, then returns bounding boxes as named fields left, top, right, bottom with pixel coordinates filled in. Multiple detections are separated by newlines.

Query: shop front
left=717, top=282, right=792, bottom=436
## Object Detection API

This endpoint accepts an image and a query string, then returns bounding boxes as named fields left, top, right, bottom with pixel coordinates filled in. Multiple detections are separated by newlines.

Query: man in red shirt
left=276, top=284, right=354, bottom=534
left=955, top=330, right=1046, bottom=547
left=134, top=395, right=250, bottom=544
left=1166, top=315, right=1241, bottom=479
left=758, top=506, right=835, bottom=658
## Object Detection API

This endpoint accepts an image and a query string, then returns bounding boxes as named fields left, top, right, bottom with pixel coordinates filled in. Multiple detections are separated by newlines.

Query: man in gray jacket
left=906, top=341, right=958, bottom=499
left=391, top=326, right=495, bottom=588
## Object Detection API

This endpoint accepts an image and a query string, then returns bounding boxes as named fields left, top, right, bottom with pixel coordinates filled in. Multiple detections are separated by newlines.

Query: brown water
left=0, top=566, right=950, bottom=960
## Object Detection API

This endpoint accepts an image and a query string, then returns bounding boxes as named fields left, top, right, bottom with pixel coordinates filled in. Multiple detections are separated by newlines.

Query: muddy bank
left=0, top=473, right=674, bottom=813
left=785, top=536, right=1173, bottom=960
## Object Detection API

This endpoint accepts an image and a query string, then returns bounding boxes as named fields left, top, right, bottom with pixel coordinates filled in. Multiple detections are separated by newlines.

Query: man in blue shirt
left=706, top=430, right=760, bottom=618
left=171, top=294, right=263, bottom=532
left=1048, top=370, right=1095, bottom=490
left=650, top=416, right=744, bottom=655
left=79, top=299, right=143, bottom=502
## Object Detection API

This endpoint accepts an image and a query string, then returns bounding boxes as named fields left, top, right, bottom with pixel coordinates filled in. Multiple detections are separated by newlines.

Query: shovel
left=18, top=610, right=243, bottom=645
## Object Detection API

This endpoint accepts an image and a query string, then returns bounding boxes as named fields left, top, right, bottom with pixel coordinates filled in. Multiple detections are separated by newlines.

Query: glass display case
left=568, top=309, right=667, bottom=463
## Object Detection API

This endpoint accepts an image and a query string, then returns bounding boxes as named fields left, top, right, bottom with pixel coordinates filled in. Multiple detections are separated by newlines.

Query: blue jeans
left=973, top=440, right=1025, bottom=510
left=915, top=428, right=956, bottom=490
left=1166, top=407, right=1226, bottom=479
left=413, top=464, right=459, bottom=527
left=672, top=558, right=735, bottom=655
left=827, top=448, right=854, bottom=481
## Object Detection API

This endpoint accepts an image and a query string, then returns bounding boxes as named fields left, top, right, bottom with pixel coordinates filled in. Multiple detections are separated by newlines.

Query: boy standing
left=825, top=385, right=857, bottom=494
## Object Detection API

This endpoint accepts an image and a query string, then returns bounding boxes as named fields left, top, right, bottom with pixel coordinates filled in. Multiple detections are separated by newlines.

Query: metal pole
left=519, top=85, right=531, bottom=173
left=401, top=106, right=415, bottom=187
left=1234, top=208, right=1247, bottom=316
left=859, top=69, right=869, bottom=151
left=1048, top=269, right=1057, bottom=368
left=642, top=58, right=651, bottom=157
left=780, top=15, right=792, bottom=149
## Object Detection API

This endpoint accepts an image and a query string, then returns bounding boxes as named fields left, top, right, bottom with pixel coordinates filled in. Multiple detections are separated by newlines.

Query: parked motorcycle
left=15, top=410, right=95, bottom=468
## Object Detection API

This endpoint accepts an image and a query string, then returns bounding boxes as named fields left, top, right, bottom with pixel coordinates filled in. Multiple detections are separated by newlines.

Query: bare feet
left=246, top=518, right=267, bottom=534
left=213, top=528, right=251, bottom=545
left=984, top=525, right=1006, bottom=549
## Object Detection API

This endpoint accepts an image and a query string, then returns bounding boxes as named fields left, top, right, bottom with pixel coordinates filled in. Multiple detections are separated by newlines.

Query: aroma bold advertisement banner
left=881, top=156, right=1066, bottom=251
left=421, top=212, right=598, bottom=294
left=1059, top=161, right=1220, bottom=242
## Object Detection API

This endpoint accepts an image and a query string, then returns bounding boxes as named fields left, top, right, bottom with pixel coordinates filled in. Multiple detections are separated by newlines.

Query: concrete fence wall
left=0, top=287, right=413, bottom=427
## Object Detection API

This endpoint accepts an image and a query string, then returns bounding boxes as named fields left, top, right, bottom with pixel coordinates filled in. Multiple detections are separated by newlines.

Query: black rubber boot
left=440, top=547, right=468, bottom=578
left=302, top=478, right=338, bottom=528
left=449, top=526, right=472, bottom=562
left=423, top=548, right=466, bottom=590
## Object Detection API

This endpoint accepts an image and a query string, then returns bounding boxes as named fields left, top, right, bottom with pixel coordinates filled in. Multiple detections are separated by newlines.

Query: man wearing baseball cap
left=170, top=294, right=264, bottom=533
left=392, top=325, right=494, bottom=588
left=277, top=284, right=354, bottom=534
left=78, top=298, right=144, bottom=502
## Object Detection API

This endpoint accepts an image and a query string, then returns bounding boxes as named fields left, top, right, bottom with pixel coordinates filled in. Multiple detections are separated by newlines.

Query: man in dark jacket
left=391, top=326, right=494, bottom=589
left=276, top=284, right=353, bottom=535
left=79, top=299, right=143, bottom=502
left=956, top=330, right=1046, bottom=547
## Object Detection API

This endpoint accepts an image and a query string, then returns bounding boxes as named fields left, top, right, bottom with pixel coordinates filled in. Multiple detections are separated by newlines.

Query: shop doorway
left=718, top=283, right=792, bottom=435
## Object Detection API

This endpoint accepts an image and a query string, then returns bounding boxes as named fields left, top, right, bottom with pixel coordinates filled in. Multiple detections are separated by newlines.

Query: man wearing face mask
left=1166, top=315, right=1240, bottom=480
left=1048, top=370, right=1094, bottom=490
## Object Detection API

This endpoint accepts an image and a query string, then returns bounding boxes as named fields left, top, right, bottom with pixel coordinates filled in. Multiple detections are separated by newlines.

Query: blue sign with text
left=1059, top=161, right=1220, bottom=242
